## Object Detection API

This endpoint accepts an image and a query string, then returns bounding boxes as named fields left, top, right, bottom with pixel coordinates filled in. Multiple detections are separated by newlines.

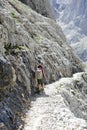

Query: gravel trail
left=24, top=81, right=87, bottom=130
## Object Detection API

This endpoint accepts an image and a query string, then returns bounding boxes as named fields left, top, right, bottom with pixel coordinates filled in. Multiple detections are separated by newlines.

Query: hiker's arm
left=42, top=69, right=46, bottom=79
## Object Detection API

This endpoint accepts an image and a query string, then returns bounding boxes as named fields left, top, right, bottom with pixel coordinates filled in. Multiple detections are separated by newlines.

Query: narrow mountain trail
left=24, top=81, right=87, bottom=130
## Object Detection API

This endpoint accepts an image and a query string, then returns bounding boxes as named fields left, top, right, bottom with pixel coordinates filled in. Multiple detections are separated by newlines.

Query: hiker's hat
left=38, top=64, right=42, bottom=68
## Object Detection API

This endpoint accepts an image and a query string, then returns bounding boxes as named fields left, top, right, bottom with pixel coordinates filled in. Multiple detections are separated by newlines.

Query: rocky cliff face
left=19, top=0, right=54, bottom=19
left=52, top=0, right=87, bottom=61
left=0, top=0, right=84, bottom=129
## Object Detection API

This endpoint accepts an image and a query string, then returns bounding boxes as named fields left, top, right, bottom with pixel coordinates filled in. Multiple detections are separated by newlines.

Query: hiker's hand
left=44, top=78, right=47, bottom=84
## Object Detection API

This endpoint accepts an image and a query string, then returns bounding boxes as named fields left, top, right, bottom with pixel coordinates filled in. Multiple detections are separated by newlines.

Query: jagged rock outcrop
left=19, top=0, right=54, bottom=19
left=0, top=0, right=84, bottom=129
left=71, top=37, right=87, bottom=61
left=56, top=72, right=87, bottom=120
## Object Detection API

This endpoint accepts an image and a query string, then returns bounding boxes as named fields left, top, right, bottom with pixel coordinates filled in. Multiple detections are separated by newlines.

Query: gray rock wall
left=19, top=0, right=55, bottom=19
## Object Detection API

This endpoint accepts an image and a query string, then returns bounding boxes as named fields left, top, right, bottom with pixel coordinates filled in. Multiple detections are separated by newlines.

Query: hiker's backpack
left=36, top=68, right=43, bottom=79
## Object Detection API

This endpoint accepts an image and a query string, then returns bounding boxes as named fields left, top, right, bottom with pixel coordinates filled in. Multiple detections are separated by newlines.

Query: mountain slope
left=0, top=0, right=84, bottom=129
left=52, top=0, right=87, bottom=61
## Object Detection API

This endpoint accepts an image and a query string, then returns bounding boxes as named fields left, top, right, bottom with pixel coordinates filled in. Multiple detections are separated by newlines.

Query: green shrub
left=4, top=44, right=29, bottom=55
left=11, top=12, right=22, bottom=23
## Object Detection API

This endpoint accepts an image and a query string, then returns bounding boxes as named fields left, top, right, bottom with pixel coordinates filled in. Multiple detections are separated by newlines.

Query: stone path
left=24, top=81, right=87, bottom=130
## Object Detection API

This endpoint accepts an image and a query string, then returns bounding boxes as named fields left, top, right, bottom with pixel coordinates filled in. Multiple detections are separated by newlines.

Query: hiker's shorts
left=37, top=79, right=43, bottom=85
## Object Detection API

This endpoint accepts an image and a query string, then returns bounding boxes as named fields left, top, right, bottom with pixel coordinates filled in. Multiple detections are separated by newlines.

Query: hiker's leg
left=41, top=83, right=44, bottom=90
left=37, top=79, right=40, bottom=88
left=34, top=80, right=40, bottom=93
left=37, top=79, right=42, bottom=90
left=41, top=78, right=45, bottom=90
left=39, top=84, right=42, bottom=90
